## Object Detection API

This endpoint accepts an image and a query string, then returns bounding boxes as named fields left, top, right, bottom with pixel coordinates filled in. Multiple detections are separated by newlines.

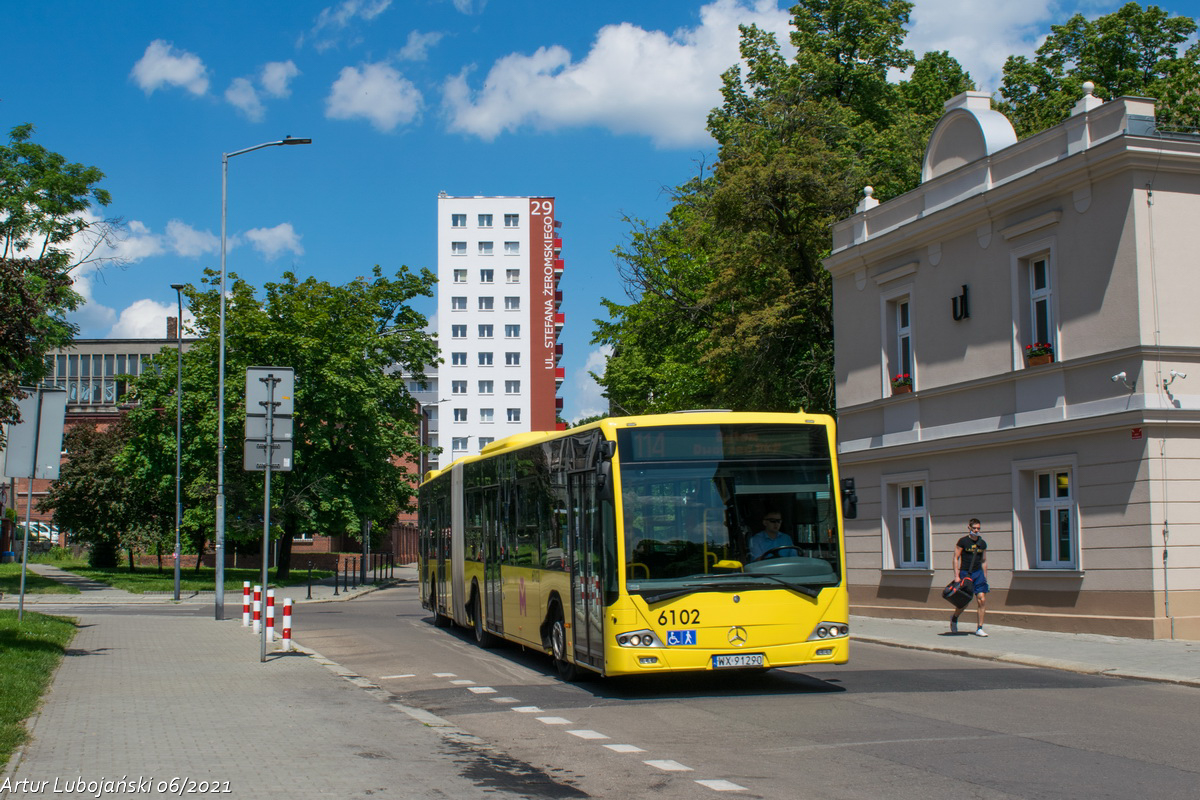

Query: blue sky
left=4, top=0, right=1198, bottom=423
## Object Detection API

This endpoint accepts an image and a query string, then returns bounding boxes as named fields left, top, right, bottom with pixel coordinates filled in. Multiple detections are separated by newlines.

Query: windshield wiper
left=637, top=576, right=834, bottom=604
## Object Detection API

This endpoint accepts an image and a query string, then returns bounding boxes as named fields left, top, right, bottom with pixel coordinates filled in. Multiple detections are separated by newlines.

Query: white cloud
left=107, top=298, right=191, bottom=339
left=244, top=223, right=303, bottom=260
left=66, top=270, right=117, bottom=334
left=261, top=60, right=300, bottom=97
left=326, top=62, right=424, bottom=131
left=566, top=346, right=612, bottom=422
left=397, top=30, right=444, bottom=62
left=130, top=40, right=210, bottom=96
left=442, top=0, right=791, bottom=148
left=165, top=220, right=220, bottom=258
left=225, top=77, right=265, bottom=121
left=309, top=0, right=392, bottom=51
left=905, top=0, right=1070, bottom=92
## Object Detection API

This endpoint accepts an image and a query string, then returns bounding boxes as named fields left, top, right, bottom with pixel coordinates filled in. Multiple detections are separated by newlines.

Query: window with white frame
left=1012, top=455, right=1078, bottom=571
left=896, top=299, right=912, bottom=378
left=505, top=324, right=520, bottom=338
left=453, top=268, right=467, bottom=283
left=1035, top=469, right=1075, bottom=568
left=451, top=324, right=466, bottom=339
left=478, top=214, right=493, bottom=228
left=451, top=296, right=466, bottom=311
left=505, top=380, right=520, bottom=394
left=504, top=213, right=519, bottom=228
left=478, top=352, right=493, bottom=366
left=506, top=269, right=520, bottom=283
left=504, top=241, right=520, bottom=256
left=896, top=482, right=928, bottom=568
left=478, top=297, right=493, bottom=311
left=882, top=287, right=914, bottom=394
left=451, top=380, right=467, bottom=394
left=451, top=241, right=466, bottom=256
left=478, top=324, right=493, bottom=339
left=504, top=296, right=520, bottom=310
left=507, top=408, right=521, bottom=423
left=478, top=241, right=494, bottom=256
left=452, top=437, right=469, bottom=451
left=453, top=408, right=467, bottom=422
left=478, top=379, right=493, bottom=394
left=451, top=214, right=466, bottom=228
left=451, top=352, right=466, bottom=366
left=480, top=268, right=493, bottom=283
left=505, top=352, right=520, bottom=366
left=1029, top=255, right=1054, bottom=354
left=480, top=408, right=493, bottom=423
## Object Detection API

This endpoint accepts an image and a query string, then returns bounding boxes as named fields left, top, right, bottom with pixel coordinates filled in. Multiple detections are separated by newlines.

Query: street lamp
left=216, top=136, right=311, bottom=620
left=171, top=283, right=185, bottom=602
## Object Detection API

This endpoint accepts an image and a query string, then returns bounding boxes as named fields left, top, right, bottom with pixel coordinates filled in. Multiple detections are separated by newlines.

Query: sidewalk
left=1, top=565, right=516, bottom=800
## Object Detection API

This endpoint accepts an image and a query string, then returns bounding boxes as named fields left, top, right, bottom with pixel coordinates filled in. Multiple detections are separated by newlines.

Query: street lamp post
left=216, top=136, right=311, bottom=620
left=171, top=283, right=185, bottom=602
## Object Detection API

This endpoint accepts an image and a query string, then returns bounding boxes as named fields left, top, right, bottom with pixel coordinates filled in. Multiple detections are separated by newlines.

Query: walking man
left=951, top=518, right=989, bottom=636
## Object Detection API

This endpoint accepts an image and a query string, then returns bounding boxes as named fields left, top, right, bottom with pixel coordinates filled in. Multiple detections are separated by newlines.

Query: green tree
left=0, top=124, right=119, bottom=444
left=999, top=3, right=1200, bottom=137
left=122, top=266, right=439, bottom=579
left=595, top=0, right=971, bottom=415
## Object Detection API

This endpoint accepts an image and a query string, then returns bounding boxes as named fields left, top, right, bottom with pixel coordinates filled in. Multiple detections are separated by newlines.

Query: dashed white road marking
left=491, top=697, right=520, bottom=703
left=604, top=744, right=646, bottom=753
left=468, top=686, right=497, bottom=694
left=450, top=679, right=476, bottom=685
left=433, top=672, right=456, bottom=677
left=567, top=730, right=610, bottom=740
left=644, top=760, right=693, bottom=772
left=536, top=716, right=572, bottom=725
left=379, top=674, right=415, bottom=679
left=696, top=779, right=746, bottom=792
left=512, top=706, right=543, bottom=713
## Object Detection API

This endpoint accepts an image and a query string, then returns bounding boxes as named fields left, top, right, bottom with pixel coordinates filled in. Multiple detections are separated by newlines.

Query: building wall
left=826, top=94, right=1200, bottom=639
left=434, top=195, right=564, bottom=465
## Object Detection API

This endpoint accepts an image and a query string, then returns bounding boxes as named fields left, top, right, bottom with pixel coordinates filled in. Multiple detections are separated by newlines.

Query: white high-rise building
left=418, top=194, right=564, bottom=470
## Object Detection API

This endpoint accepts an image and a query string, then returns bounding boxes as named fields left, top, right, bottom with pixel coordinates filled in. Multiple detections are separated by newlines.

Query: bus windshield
left=616, top=424, right=841, bottom=599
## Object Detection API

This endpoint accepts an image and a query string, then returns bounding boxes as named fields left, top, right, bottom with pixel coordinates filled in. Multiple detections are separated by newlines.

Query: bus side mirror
left=841, top=477, right=857, bottom=520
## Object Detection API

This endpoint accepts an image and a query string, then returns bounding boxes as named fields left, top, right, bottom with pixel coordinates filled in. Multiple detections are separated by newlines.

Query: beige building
left=824, top=88, right=1199, bottom=640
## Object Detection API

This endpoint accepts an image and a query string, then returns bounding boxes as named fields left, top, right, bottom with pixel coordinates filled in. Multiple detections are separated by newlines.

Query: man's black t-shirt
left=956, top=534, right=987, bottom=573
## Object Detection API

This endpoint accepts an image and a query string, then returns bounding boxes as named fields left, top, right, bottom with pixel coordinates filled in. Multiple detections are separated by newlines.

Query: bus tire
left=431, top=586, right=451, bottom=628
left=548, top=605, right=579, bottom=682
left=470, top=589, right=499, bottom=648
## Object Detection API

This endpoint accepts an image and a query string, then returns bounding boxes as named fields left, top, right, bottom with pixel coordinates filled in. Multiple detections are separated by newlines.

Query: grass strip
left=0, top=610, right=77, bottom=770
left=0, top=563, right=80, bottom=595
left=35, top=559, right=334, bottom=595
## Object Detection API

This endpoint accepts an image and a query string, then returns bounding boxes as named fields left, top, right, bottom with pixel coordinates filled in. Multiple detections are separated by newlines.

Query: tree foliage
left=594, top=0, right=971, bottom=415
left=120, top=266, right=438, bottom=578
left=999, top=3, right=1200, bottom=137
left=0, top=124, right=120, bottom=444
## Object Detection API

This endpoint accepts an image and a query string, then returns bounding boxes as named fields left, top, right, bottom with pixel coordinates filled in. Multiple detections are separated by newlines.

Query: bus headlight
left=616, top=629, right=664, bottom=648
left=807, top=621, right=849, bottom=642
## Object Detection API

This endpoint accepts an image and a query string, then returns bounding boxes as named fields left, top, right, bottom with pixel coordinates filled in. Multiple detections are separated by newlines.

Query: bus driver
left=749, top=510, right=798, bottom=561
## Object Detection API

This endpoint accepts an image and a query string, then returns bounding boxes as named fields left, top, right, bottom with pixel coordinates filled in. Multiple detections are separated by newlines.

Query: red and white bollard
left=266, top=589, right=276, bottom=643
left=242, top=582, right=251, bottom=627
left=281, top=599, right=293, bottom=652
left=252, top=585, right=262, bottom=634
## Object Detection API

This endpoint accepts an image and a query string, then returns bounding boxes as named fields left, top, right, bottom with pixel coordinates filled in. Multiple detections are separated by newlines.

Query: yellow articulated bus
left=418, top=411, right=855, bottom=680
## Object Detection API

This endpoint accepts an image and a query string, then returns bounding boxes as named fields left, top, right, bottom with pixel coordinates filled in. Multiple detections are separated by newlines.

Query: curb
left=854, top=634, right=1200, bottom=689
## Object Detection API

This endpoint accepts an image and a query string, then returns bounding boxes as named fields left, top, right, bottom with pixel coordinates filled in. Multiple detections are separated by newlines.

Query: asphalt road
left=295, top=581, right=1200, bottom=799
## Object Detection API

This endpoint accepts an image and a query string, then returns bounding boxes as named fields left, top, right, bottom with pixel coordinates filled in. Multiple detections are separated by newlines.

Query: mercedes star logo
left=728, top=626, right=748, bottom=646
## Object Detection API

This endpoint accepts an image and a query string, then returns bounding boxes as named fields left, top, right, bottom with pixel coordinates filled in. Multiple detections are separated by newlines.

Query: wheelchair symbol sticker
left=666, top=629, right=697, bottom=646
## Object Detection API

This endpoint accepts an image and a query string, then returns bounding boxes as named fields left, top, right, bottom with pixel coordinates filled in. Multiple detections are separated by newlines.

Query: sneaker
left=950, top=616, right=958, bottom=634
left=975, top=627, right=988, bottom=637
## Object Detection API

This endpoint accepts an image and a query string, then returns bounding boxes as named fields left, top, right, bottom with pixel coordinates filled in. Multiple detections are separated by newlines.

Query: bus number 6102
left=658, top=609, right=700, bottom=626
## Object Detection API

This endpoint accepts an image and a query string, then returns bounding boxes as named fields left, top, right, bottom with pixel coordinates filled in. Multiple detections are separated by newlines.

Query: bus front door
left=568, top=471, right=604, bottom=670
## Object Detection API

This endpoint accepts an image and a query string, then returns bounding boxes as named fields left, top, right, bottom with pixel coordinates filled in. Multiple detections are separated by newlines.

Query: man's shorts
left=960, top=569, right=988, bottom=594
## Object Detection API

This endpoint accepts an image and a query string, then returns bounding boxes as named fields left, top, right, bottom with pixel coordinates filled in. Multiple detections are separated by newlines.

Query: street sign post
left=244, top=367, right=294, bottom=662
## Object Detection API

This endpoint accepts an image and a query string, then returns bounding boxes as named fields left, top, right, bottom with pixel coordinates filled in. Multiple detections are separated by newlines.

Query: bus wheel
left=431, top=587, right=450, bottom=628
left=470, top=591, right=498, bottom=648
left=549, top=606, right=578, bottom=682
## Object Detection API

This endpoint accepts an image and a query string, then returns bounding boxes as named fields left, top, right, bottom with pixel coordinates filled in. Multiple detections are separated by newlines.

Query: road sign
left=3, top=387, right=67, bottom=480
left=244, top=439, right=294, bottom=471
left=245, top=415, right=293, bottom=440
left=244, top=366, right=294, bottom=473
left=245, top=367, right=294, bottom=415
